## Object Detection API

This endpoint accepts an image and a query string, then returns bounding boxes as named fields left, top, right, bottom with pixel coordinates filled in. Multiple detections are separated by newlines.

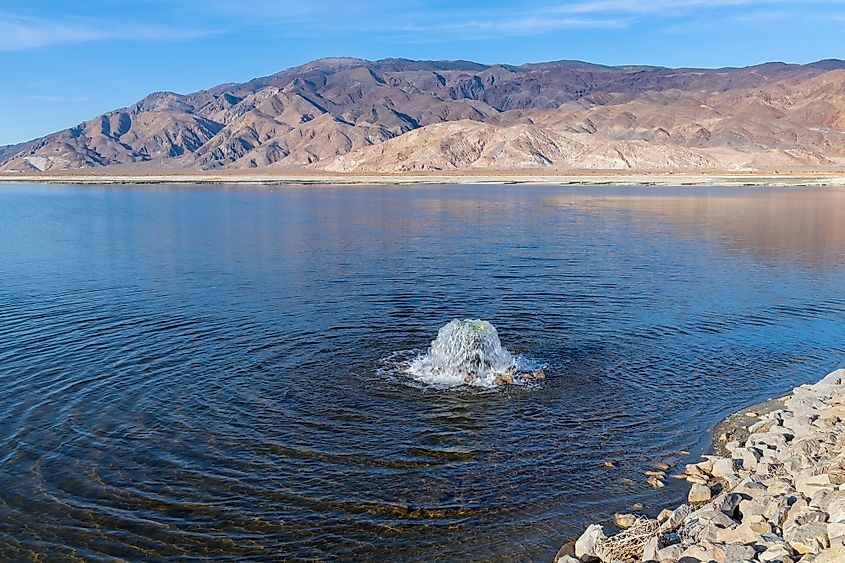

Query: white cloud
left=398, top=16, right=628, bottom=39
left=0, top=14, right=211, bottom=51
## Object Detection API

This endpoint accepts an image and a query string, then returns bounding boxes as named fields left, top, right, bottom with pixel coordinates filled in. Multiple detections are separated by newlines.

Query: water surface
left=1, top=184, right=844, bottom=561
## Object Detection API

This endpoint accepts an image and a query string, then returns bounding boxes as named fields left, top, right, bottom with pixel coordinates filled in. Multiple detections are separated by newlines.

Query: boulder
left=656, top=544, right=683, bottom=561
left=812, top=547, right=845, bottom=563
left=575, top=524, right=606, bottom=560
left=642, top=535, right=659, bottom=562
left=614, top=513, right=639, bottom=529
left=716, top=514, right=771, bottom=544
left=732, top=446, right=763, bottom=471
left=721, top=542, right=757, bottom=562
left=784, top=522, right=829, bottom=555
left=758, top=542, right=794, bottom=562
left=711, top=458, right=740, bottom=481
left=796, top=473, right=833, bottom=499
left=827, top=522, right=845, bottom=548
left=828, top=497, right=845, bottom=523
left=689, top=483, right=712, bottom=504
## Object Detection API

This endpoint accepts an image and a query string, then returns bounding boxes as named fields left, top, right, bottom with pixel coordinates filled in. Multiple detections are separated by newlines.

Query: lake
left=1, top=183, right=844, bottom=561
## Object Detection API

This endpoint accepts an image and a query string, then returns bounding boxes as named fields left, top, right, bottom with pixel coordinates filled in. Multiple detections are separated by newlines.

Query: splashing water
left=405, top=319, right=541, bottom=388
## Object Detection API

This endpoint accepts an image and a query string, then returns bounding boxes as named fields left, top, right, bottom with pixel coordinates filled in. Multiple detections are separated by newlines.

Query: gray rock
left=813, top=547, right=845, bottom=563
left=828, top=497, right=845, bottom=523
left=816, top=368, right=845, bottom=388
left=656, top=543, right=683, bottom=561
left=739, top=494, right=790, bottom=528
left=642, top=535, right=659, bottom=562
left=715, top=514, right=771, bottom=544
left=711, top=458, right=741, bottom=481
left=827, top=521, right=845, bottom=548
left=796, top=473, right=833, bottom=499
left=758, top=542, right=794, bottom=562
left=659, top=504, right=692, bottom=532
left=689, top=483, right=712, bottom=504
left=574, top=524, right=605, bottom=560
left=784, top=521, right=829, bottom=555
left=722, top=542, right=757, bottom=562
left=733, top=446, right=763, bottom=471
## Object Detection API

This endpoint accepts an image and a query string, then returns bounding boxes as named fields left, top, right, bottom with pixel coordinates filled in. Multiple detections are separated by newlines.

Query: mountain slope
left=2, top=58, right=845, bottom=173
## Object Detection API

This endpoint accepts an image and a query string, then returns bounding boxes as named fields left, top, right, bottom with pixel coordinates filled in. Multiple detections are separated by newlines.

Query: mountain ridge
left=3, top=57, right=845, bottom=173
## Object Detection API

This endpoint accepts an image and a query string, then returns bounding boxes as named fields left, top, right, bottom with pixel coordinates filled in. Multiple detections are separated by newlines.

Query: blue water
left=1, top=183, right=844, bottom=561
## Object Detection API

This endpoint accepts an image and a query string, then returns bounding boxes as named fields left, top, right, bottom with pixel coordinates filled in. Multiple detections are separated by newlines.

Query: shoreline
left=1, top=172, right=845, bottom=187
left=561, top=368, right=845, bottom=563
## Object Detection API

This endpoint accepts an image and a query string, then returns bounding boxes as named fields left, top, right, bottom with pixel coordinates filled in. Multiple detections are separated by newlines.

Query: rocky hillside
left=2, top=58, right=845, bottom=173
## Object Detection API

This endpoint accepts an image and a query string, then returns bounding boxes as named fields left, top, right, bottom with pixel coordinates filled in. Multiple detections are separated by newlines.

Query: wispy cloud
left=396, top=16, right=629, bottom=40
left=541, top=0, right=845, bottom=15
left=0, top=14, right=211, bottom=51
left=25, top=94, right=95, bottom=103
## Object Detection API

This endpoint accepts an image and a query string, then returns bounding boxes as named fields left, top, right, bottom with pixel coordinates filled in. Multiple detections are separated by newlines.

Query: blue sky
left=1, top=0, right=844, bottom=146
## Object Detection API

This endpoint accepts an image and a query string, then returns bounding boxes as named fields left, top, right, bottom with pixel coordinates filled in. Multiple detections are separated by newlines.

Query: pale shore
left=560, top=368, right=845, bottom=563
left=2, top=172, right=845, bottom=187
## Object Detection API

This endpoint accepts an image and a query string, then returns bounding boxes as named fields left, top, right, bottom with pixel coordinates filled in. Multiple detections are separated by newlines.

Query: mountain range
left=2, top=57, right=845, bottom=174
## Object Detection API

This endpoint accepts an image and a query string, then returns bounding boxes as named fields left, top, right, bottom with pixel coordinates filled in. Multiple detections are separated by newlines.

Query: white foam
left=405, top=319, right=535, bottom=388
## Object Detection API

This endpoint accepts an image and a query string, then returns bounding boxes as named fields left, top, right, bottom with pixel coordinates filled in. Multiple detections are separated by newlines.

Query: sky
left=1, top=0, right=844, bottom=146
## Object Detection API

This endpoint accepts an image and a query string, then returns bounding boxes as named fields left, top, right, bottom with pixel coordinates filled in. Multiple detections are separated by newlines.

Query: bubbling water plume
left=405, top=319, right=543, bottom=388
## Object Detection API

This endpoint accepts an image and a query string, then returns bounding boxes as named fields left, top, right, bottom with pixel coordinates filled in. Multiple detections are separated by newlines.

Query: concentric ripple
left=0, top=183, right=844, bottom=561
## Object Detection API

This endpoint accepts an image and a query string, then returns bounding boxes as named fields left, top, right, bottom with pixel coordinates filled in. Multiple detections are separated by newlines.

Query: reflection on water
left=556, top=188, right=845, bottom=267
left=0, top=184, right=844, bottom=561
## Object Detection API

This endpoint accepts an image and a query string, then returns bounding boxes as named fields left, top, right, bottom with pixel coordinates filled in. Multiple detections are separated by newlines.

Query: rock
left=796, top=474, right=833, bottom=499
left=645, top=470, right=666, bottom=478
left=711, top=458, right=740, bottom=481
left=688, top=483, right=712, bottom=504
left=810, top=488, right=841, bottom=513
left=678, top=543, right=717, bottom=562
left=632, top=502, right=644, bottom=511
left=817, top=368, right=845, bottom=387
left=647, top=476, right=665, bottom=489
left=784, top=522, right=829, bottom=555
left=660, top=504, right=692, bottom=532
left=553, top=540, right=578, bottom=563
left=717, top=514, right=772, bottom=544
left=642, top=535, right=659, bottom=562
left=734, top=477, right=769, bottom=498
left=749, top=419, right=777, bottom=433
left=722, top=542, right=757, bottom=562
left=812, top=547, right=845, bottom=563
left=575, top=524, right=606, bottom=560
left=614, top=513, right=638, bottom=529
left=656, top=544, right=683, bottom=561
left=709, top=493, right=745, bottom=519
left=686, top=474, right=710, bottom=485
left=827, top=522, right=845, bottom=547
left=829, top=498, right=845, bottom=523
left=748, top=432, right=789, bottom=451
left=758, top=542, right=794, bottom=562
left=657, top=509, right=673, bottom=523
left=739, top=494, right=790, bottom=529
left=601, top=461, right=616, bottom=468
left=654, top=462, right=671, bottom=471
left=493, top=374, right=514, bottom=385
left=732, top=446, right=763, bottom=471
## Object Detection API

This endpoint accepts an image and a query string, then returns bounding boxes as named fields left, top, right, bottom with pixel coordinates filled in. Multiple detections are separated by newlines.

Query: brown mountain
left=2, top=57, right=845, bottom=173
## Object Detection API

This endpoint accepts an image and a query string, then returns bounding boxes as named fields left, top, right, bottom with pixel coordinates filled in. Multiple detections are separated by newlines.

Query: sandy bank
left=561, top=367, right=845, bottom=563
left=1, top=172, right=845, bottom=187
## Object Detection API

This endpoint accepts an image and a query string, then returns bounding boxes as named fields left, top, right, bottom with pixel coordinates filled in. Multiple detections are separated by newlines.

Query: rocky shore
left=559, top=368, right=845, bottom=563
